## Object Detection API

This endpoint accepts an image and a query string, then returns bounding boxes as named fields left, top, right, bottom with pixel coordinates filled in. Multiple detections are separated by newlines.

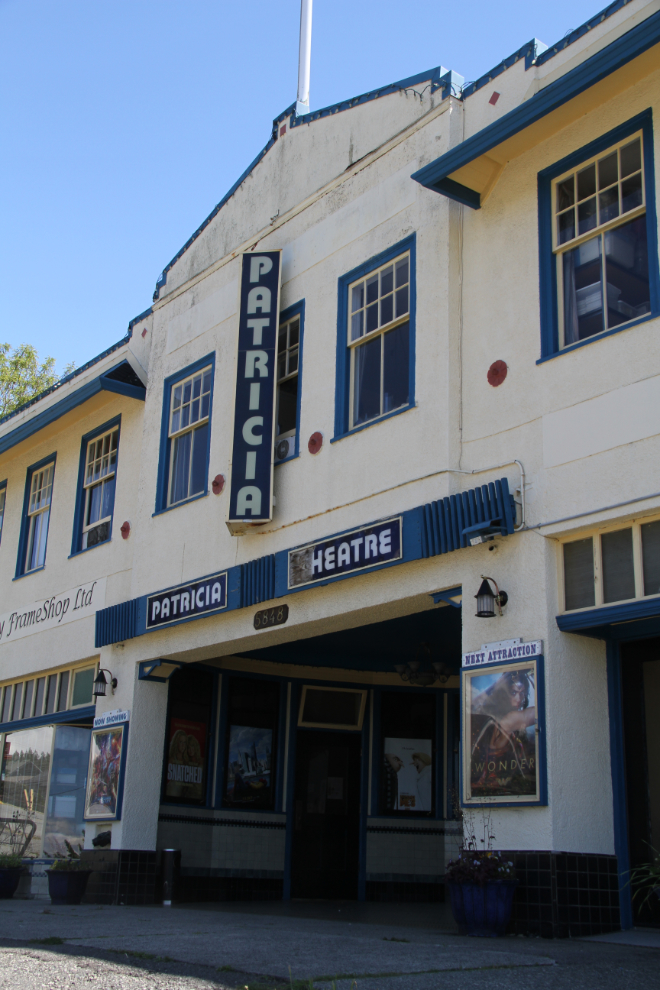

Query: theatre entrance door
left=291, top=730, right=361, bottom=899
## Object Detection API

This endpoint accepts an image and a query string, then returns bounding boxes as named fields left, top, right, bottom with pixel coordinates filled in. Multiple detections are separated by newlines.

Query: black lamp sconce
left=93, top=668, right=117, bottom=698
left=475, top=576, right=508, bottom=618
left=395, top=643, right=454, bottom=686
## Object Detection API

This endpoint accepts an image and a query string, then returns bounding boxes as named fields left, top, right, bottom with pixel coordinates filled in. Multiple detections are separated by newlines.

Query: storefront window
left=224, top=677, right=279, bottom=811
left=0, top=726, right=53, bottom=857
left=43, top=725, right=91, bottom=857
left=163, top=666, right=214, bottom=805
left=379, top=691, right=435, bottom=816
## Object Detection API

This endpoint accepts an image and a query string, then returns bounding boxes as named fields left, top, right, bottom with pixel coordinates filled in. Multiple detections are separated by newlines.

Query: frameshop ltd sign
left=0, top=578, right=106, bottom=645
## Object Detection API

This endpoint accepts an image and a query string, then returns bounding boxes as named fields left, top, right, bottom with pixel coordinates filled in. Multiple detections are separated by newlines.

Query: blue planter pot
left=46, top=870, right=92, bottom=906
left=448, top=880, right=518, bottom=937
left=0, top=868, right=23, bottom=899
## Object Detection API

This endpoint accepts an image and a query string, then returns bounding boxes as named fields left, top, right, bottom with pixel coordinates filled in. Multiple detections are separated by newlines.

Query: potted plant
left=46, top=842, right=91, bottom=906
left=628, top=846, right=660, bottom=913
left=446, top=805, right=518, bottom=937
left=0, top=853, right=26, bottom=899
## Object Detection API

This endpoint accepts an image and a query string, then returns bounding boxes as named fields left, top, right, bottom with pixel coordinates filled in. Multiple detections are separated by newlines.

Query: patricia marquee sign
left=288, top=517, right=402, bottom=589
left=227, top=251, right=282, bottom=534
left=147, top=572, right=227, bottom=629
left=0, top=578, right=106, bottom=645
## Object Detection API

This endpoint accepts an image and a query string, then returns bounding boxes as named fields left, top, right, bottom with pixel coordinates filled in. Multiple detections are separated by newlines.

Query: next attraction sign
left=462, top=639, right=543, bottom=668
left=147, top=572, right=227, bottom=630
left=288, top=517, right=402, bottom=589
left=227, top=251, right=282, bottom=534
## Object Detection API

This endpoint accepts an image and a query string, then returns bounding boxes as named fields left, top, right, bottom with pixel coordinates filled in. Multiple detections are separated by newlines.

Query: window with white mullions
left=553, top=133, right=650, bottom=347
left=276, top=315, right=300, bottom=440
left=349, top=253, right=410, bottom=428
left=82, top=428, right=118, bottom=549
left=26, top=464, right=54, bottom=572
left=168, top=366, right=212, bottom=505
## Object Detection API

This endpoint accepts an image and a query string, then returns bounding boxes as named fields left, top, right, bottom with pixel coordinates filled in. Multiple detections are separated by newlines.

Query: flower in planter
left=0, top=854, right=24, bottom=870
left=628, top=846, right=660, bottom=909
left=49, top=840, right=88, bottom=872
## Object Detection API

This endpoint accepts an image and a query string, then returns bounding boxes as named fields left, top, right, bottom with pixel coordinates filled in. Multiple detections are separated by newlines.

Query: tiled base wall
left=80, top=849, right=158, bottom=906
left=504, top=850, right=620, bottom=938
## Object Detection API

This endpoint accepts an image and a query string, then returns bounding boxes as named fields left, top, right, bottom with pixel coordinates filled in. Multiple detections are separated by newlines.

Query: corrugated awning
left=411, top=10, right=660, bottom=209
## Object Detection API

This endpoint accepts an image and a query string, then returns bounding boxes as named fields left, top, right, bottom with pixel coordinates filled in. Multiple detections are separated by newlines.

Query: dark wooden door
left=291, top=730, right=361, bottom=899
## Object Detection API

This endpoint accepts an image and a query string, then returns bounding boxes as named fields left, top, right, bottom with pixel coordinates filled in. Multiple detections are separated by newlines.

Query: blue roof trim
left=535, top=0, right=635, bottom=67
left=556, top=595, right=660, bottom=639
left=0, top=333, right=133, bottom=428
left=290, top=66, right=450, bottom=128
left=0, top=361, right=145, bottom=457
left=411, top=8, right=660, bottom=208
left=95, top=477, right=516, bottom=645
left=0, top=705, right=96, bottom=734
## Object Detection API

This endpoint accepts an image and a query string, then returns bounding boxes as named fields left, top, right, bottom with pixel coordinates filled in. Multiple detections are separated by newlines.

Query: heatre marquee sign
left=147, top=572, right=227, bottom=630
left=227, top=252, right=282, bottom=535
left=288, top=518, right=402, bottom=589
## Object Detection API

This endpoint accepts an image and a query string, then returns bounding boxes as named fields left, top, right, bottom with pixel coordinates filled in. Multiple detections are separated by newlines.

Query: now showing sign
left=288, top=518, right=402, bottom=589
left=227, top=251, right=282, bottom=535
left=147, top=573, right=227, bottom=630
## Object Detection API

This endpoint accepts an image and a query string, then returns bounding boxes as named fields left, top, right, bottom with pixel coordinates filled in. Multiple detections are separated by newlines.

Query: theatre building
left=2, top=0, right=660, bottom=936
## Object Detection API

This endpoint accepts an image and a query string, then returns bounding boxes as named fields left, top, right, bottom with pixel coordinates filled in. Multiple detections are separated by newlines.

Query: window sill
left=69, top=538, right=112, bottom=559
left=153, top=490, right=208, bottom=517
left=13, top=565, right=46, bottom=581
left=331, top=403, right=415, bottom=444
left=274, top=451, right=299, bottom=466
left=537, top=310, right=659, bottom=364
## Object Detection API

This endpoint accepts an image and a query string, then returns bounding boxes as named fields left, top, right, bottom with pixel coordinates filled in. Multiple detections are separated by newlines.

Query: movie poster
left=225, top=725, right=273, bottom=808
left=382, top=738, right=433, bottom=812
left=164, top=719, right=207, bottom=803
left=463, top=659, right=540, bottom=804
left=84, top=724, right=125, bottom=820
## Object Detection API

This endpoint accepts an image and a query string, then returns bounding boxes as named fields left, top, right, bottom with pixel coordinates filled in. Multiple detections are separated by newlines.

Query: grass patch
left=108, top=949, right=174, bottom=962
left=383, top=937, right=409, bottom=943
left=218, top=964, right=239, bottom=972
left=29, top=937, right=65, bottom=945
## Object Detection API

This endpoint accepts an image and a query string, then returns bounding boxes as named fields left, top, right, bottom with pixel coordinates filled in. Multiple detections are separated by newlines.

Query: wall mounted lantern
left=475, top=576, right=508, bottom=617
left=93, top=668, right=117, bottom=698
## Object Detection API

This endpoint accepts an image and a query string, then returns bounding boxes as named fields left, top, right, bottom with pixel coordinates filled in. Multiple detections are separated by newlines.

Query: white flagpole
left=296, top=0, right=312, bottom=116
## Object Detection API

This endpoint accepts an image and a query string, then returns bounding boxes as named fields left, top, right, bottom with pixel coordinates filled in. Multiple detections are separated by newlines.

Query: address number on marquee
left=254, top=604, right=289, bottom=630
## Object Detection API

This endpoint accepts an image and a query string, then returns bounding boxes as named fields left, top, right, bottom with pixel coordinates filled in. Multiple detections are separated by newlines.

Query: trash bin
left=161, top=849, right=181, bottom=906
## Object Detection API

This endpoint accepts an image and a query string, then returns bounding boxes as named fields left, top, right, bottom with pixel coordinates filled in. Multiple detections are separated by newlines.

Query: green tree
left=0, top=343, right=74, bottom=418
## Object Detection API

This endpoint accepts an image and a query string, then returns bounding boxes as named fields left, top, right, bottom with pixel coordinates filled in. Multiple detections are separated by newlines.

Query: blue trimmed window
left=0, top=480, right=6, bottom=546
left=275, top=300, right=304, bottom=464
left=538, top=110, right=659, bottom=360
left=334, top=235, right=416, bottom=440
left=16, top=454, right=56, bottom=577
left=156, top=354, right=215, bottom=513
left=71, top=417, right=120, bottom=555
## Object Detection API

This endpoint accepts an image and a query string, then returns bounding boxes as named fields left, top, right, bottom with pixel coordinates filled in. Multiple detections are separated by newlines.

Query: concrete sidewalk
left=0, top=898, right=657, bottom=989
left=0, top=899, right=554, bottom=983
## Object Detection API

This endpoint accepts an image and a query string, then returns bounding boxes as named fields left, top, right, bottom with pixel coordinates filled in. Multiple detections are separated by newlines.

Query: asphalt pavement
left=0, top=899, right=657, bottom=989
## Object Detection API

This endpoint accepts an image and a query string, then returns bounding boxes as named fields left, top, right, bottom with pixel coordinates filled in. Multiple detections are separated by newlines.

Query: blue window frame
left=155, top=354, right=215, bottom=514
left=538, top=109, right=659, bottom=362
left=275, top=300, right=305, bottom=465
left=0, top=479, right=6, bottom=546
left=333, top=234, right=416, bottom=441
left=71, top=416, right=121, bottom=556
left=15, top=453, right=56, bottom=578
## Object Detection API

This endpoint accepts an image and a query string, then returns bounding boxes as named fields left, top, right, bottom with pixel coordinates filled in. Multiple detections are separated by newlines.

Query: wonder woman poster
left=84, top=724, right=125, bottom=820
left=462, top=659, right=543, bottom=805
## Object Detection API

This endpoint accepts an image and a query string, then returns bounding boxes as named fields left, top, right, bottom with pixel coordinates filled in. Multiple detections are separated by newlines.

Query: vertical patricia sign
left=227, top=252, right=282, bottom=535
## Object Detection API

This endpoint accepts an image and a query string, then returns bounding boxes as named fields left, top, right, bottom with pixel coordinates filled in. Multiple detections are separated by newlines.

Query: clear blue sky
left=1, top=0, right=603, bottom=373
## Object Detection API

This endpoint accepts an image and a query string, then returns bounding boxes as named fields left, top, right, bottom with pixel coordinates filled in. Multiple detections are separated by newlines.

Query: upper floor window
left=334, top=236, right=416, bottom=441
left=156, top=356, right=215, bottom=514
left=539, top=111, right=658, bottom=360
left=25, top=463, right=54, bottom=573
left=168, top=366, right=212, bottom=505
left=274, top=303, right=304, bottom=463
left=554, top=134, right=649, bottom=347
left=562, top=517, right=660, bottom=611
left=82, top=427, right=118, bottom=548
left=0, top=481, right=6, bottom=546
left=349, top=252, right=410, bottom=429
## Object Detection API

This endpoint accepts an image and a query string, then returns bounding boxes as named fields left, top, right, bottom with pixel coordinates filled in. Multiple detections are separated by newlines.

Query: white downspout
left=296, top=0, right=313, bottom=116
